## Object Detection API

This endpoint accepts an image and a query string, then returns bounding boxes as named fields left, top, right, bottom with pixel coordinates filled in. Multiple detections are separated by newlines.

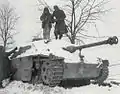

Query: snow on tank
left=12, top=39, right=80, bottom=63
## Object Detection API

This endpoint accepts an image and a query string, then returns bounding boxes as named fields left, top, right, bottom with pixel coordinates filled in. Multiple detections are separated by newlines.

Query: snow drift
left=0, top=80, right=120, bottom=94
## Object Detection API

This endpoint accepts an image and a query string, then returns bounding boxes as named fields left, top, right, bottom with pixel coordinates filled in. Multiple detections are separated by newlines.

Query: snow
left=16, top=39, right=80, bottom=63
left=0, top=81, right=65, bottom=94
left=0, top=79, right=120, bottom=94
left=15, top=38, right=119, bottom=64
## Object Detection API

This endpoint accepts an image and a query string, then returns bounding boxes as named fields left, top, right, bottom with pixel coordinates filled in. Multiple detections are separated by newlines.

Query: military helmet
left=54, top=5, right=59, bottom=10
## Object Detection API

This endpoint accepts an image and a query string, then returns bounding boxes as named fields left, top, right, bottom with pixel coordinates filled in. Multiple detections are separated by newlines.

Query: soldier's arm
left=51, top=11, right=56, bottom=23
left=59, top=10, right=66, bottom=21
left=40, top=13, right=45, bottom=21
left=62, top=10, right=66, bottom=19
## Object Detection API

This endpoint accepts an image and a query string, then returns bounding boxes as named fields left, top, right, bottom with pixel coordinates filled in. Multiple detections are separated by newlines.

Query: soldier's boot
left=59, top=34, right=63, bottom=39
left=54, top=31, right=58, bottom=39
left=33, top=76, right=39, bottom=85
left=33, top=76, right=42, bottom=84
left=37, top=77, right=42, bottom=84
left=55, top=34, right=58, bottom=40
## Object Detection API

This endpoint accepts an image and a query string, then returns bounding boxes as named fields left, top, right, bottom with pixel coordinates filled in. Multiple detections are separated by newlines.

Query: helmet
left=54, top=5, right=59, bottom=10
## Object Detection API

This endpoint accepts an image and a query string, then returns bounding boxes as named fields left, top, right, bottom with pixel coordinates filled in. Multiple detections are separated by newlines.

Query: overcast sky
left=0, top=0, right=119, bottom=44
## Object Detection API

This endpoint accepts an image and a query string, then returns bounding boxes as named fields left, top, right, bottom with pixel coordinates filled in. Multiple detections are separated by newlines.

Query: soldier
left=52, top=5, right=68, bottom=39
left=40, top=7, right=52, bottom=41
left=0, top=46, right=17, bottom=88
left=32, top=62, right=41, bottom=84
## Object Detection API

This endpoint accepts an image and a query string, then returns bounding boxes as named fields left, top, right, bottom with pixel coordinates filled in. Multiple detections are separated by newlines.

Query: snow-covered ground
left=0, top=76, right=120, bottom=94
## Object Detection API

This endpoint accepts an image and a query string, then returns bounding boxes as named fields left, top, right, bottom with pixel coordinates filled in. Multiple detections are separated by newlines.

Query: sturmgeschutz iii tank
left=11, top=36, right=118, bottom=86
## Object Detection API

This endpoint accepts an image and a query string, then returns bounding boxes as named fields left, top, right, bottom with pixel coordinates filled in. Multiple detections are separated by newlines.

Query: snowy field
left=0, top=74, right=120, bottom=94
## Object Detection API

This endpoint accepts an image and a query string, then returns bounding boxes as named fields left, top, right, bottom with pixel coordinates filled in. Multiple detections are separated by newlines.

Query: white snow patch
left=0, top=81, right=66, bottom=94
left=0, top=81, right=120, bottom=94
left=15, top=39, right=80, bottom=63
left=14, top=38, right=119, bottom=64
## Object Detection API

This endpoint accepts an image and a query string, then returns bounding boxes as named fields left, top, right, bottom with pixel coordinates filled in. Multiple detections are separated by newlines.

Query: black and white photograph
left=0, top=0, right=120, bottom=94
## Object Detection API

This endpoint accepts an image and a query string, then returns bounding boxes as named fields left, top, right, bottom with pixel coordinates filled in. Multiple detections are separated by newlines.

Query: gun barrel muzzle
left=107, top=36, right=118, bottom=45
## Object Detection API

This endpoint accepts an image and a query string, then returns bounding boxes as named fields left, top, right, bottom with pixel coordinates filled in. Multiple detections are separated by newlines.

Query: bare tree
left=37, top=0, right=53, bottom=13
left=63, top=0, right=111, bottom=44
left=37, top=0, right=110, bottom=44
left=0, top=4, right=19, bottom=51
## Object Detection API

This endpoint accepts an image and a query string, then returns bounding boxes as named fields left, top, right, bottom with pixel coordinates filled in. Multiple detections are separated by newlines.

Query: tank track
left=41, top=60, right=64, bottom=87
left=94, top=66, right=109, bottom=85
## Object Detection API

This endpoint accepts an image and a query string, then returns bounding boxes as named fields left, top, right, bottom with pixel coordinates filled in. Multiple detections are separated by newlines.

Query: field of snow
left=0, top=76, right=120, bottom=94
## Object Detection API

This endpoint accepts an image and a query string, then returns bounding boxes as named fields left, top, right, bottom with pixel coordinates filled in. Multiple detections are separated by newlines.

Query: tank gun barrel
left=63, top=36, right=118, bottom=53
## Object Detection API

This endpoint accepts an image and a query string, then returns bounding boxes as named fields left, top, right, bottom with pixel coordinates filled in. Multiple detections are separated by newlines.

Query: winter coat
left=52, top=9, right=66, bottom=21
left=40, top=13, right=52, bottom=29
left=52, top=9, right=68, bottom=34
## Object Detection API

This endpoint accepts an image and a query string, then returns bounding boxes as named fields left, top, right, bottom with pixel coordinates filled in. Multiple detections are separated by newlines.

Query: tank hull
left=9, top=37, right=117, bottom=86
left=11, top=56, right=101, bottom=81
left=12, top=56, right=33, bottom=81
left=63, top=63, right=100, bottom=80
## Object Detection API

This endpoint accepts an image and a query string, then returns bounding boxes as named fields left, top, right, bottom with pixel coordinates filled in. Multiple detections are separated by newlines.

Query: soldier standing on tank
left=0, top=46, right=17, bottom=88
left=52, top=5, right=68, bottom=40
left=40, top=7, right=52, bottom=41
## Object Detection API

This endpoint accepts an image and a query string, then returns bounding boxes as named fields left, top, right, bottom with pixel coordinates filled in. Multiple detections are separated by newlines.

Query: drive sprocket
left=41, top=60, right=64, bottom=86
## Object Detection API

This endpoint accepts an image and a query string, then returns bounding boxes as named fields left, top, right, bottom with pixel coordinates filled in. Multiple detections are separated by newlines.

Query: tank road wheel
left=41, top=60, right=64, bottom=87
left=94, top=66, right=109, bottom=85
left=41, top=63, right=54, bottom=85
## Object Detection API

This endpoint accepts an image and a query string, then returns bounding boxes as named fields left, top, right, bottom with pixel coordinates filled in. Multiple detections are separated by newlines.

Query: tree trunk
left=70, top=35, right=75, bottom=44
left=3, top=40, right=7, bottom=52
left=71, top=39, right=75, bottom=44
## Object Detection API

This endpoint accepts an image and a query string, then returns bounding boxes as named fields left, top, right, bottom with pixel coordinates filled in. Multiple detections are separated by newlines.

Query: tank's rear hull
left=12, top=56, right=33, bottom=81
left=63, top=63, right=100, bottom=80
